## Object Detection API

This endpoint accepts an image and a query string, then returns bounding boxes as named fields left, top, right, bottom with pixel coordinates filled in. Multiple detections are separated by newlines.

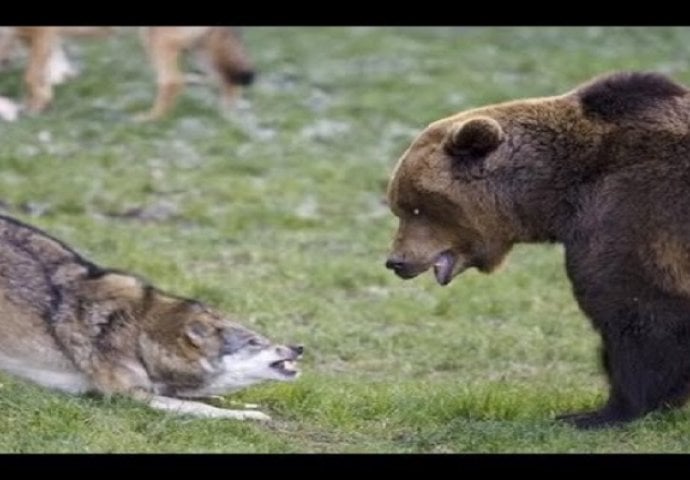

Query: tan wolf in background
left=0, top=26, right=255, bottom=120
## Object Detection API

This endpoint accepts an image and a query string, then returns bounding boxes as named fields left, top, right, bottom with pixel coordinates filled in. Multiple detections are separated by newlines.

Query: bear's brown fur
left=385, top=71, right=690, bottom=429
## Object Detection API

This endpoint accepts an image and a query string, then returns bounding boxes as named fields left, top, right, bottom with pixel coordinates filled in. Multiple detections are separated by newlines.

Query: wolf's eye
left=248, top=338, right=262, bottom=347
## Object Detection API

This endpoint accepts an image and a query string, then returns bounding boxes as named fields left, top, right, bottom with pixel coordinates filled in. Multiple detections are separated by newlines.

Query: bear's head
left=385, top=113, right=518, bottom=286
left=385, top=71, right=689, bottom=286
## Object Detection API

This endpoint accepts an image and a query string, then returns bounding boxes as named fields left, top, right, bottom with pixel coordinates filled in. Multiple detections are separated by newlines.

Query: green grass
left=2, top=26, right=690, bottom=452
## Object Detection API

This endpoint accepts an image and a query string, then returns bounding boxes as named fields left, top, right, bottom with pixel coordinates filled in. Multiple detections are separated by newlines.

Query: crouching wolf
left=0, top=214, right=302, bottom=421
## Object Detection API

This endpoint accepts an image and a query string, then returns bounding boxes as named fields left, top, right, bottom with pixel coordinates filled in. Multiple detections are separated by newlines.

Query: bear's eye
left=412, top=208, right=420, bottom=216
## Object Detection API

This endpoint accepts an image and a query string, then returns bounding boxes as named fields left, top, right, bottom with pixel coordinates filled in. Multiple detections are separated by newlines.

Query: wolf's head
left=171, top=303, right=304, bottom=397
left=79, top=272, right=303, bottom=397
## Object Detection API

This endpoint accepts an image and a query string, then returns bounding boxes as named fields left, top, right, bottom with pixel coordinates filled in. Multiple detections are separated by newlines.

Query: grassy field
left=2, top=26, right=690, bottom=453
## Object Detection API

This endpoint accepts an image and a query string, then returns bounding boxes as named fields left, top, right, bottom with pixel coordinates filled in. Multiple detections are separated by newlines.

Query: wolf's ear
left=185, top=320, right=212, bottom=347
left=82, top=272, right=142, bottom=300
left=444, top=116, right=504, bottom=158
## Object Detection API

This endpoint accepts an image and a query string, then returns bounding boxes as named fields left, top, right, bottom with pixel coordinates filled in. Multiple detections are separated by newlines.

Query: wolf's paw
left=228, top=409, right=271, bottom=422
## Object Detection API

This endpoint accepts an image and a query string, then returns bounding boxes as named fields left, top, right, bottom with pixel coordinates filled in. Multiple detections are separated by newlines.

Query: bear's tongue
left=433, top=252, right=456, bottom=286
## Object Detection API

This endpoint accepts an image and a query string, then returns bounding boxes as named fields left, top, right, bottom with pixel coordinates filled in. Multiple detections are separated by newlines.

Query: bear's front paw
left=556, top=408, right=635, bottom=430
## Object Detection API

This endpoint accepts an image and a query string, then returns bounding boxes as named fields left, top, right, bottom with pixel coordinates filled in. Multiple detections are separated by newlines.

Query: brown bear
left=384, top=71, right=690, bottom=429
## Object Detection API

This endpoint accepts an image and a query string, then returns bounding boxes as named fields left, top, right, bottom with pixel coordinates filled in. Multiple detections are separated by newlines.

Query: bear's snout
left=385, top=256, right=418, bottom=279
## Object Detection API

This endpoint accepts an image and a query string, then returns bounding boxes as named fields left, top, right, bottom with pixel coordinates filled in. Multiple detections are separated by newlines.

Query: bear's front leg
left=560, top=232, right=690, bottom=430
left=556, top=343, right=642, bottom=429
left=557, top=314, right=690, bottom=429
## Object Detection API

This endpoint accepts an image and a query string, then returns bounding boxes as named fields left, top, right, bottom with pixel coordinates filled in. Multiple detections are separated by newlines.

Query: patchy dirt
left=299, top=119, right=351, bottom=143
left=105, top=199, right=179, bottom=223
left=0, top=96, right=20, bottom=122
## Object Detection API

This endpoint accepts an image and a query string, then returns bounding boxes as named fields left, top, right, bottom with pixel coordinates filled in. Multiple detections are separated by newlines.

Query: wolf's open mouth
left=270, top=359, right=300, bottom=377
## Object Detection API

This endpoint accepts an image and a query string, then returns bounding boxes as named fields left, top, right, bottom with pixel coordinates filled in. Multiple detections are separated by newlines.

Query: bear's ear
left=445, top=116, right=504, bottom=158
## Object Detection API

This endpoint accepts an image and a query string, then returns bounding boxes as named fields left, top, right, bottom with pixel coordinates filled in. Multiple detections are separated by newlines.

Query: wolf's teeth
left=282, top=360, right=296, bottom=371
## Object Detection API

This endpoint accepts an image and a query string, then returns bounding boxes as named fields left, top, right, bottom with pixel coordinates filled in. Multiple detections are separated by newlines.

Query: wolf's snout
left=290, top=345, right=304, bottom=356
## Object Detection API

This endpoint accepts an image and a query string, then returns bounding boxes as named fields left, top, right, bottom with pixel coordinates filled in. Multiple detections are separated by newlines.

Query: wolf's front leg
left=145, top=394, right=271, bottom=421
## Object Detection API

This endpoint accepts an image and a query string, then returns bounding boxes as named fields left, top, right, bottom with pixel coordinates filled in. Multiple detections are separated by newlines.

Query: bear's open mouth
left=433, top=251, right=457, bottom=286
